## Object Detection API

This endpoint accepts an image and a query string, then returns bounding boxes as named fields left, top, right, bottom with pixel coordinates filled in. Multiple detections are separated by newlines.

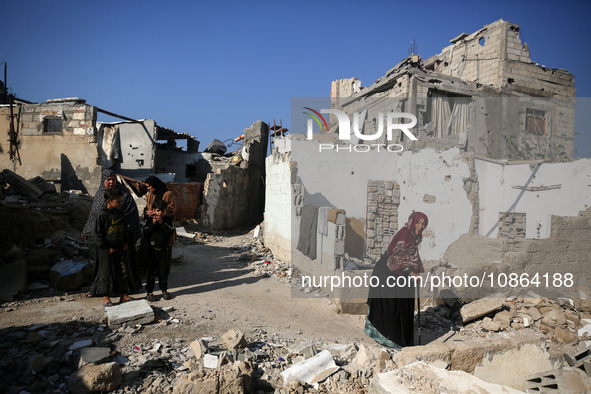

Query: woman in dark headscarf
left=366, top=211, right=428, bottom=348
left=82, top=169, right=143, bottom=299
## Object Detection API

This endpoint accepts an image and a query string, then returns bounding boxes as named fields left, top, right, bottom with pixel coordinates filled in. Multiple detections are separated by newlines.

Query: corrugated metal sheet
left=166, top=183, right=203, bottom=221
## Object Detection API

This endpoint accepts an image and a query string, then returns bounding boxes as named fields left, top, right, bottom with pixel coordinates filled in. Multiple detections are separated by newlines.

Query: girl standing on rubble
left=365, top=211, right=428, bottom=348
left=82, top=169, right=143, bottom=301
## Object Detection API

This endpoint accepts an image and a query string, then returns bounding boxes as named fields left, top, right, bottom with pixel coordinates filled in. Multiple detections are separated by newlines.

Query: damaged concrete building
left=263, top=19, right=590, bottom=311
left=0, top=97, right=201, bottom=196
left=0, top=91, right=269, bottom=228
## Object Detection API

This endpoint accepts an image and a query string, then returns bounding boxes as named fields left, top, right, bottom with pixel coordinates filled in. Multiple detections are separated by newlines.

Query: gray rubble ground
left=3, top=222, right=591, bottom=392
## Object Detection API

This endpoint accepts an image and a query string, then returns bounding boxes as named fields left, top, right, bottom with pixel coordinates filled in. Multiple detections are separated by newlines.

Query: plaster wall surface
left=0, top=104, right=102, bottom=194
left=264, top=151, right=294, bottom=262
left=115, top=120, right=156, bottom=177
left=154, top=148, right=204, bottom=182
left=289, top=139, right=473, bottom=261
left=475, top=157, right=591, bottom=238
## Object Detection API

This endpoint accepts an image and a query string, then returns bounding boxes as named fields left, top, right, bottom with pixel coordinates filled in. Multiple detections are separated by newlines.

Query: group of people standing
left=82, top=170, right=176, bottom=308
left=82, top=170, right=428, bottom=350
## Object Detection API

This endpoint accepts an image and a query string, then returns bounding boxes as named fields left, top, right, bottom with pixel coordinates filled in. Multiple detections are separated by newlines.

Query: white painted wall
left=395, top=148, right=473, bottom=260
left=290, top=138, right=473, bottom=261
left=476, top=157, right=591, bottom=238
left=264, top=154, right=294, bottom=247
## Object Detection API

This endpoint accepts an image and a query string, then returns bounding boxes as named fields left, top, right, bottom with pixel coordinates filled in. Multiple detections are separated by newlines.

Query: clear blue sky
left=2, top=0, right=590, bottom=157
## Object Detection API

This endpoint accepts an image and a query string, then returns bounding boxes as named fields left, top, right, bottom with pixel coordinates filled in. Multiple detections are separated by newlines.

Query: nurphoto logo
left=303, top=107, right=418, bottom=153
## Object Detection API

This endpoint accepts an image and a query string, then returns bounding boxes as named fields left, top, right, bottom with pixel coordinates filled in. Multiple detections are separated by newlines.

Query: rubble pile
left=0, top=309, right=390, bottom=394
left=455, top=292, right=591, bottom=347
left=233, top=225, right=293, bottom=284
left=0, top=172, right=94, bottom=301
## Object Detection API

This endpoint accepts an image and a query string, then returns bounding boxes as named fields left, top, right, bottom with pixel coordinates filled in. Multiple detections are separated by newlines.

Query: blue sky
left=2, top=0, right=590, bottom=157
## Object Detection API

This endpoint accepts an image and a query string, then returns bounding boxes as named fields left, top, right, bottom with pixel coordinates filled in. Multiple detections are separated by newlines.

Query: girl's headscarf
left=82, top=169, right=141, bottom=240
left=145, top=175, right=168, bottom=203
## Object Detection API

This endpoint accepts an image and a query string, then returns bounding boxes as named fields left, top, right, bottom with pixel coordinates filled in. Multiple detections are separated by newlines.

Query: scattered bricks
left=460, top=294, right=504, bottom=324
left=78, top=347, right=112, bottom=369
left=105, top=300, right=155, bottom=329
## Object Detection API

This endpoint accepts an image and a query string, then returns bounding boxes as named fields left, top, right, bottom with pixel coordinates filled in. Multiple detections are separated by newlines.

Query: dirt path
left=0, top=234, right=370, bottom=345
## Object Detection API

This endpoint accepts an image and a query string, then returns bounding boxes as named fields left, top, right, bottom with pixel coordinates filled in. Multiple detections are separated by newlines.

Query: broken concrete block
left=526, top=307, right=542, bottom=321
left=525, top=368, right=591, bottom=393
left=542, top=309, right=567, bottom=326
left=370, top=361, right=523, bottom=394
left=78, top=347, right=112, bottom=369
left=322, top=343, right=357, bottom=360
left=280, top=349, right=338, bottom=386
left=439, top=288, right=459, bottom=308
left=352, top=344, right=378, bottom=370
left=221, top=329, right=247, bottom=350
left=105, top=300, right=155, bottom=329
left=481, top=317, right=501, bottom=332
left=1, top=169, right=42, bottom=197
left=459, top=294, right=504, bottom=324
left=203, top=354, right=218, bottom=369
left=564, top=345, right=591, bottom=368
left=288, top=341, right=318, bottom=359
left=190, top=338, right=206, bottom=359
left=68, top=362, right=122, bottom=394
left=49, top=260, right=92, bottom=291
left=0, top=261, right=27, bottom=301
left=493, top=310, right=512, bottom=328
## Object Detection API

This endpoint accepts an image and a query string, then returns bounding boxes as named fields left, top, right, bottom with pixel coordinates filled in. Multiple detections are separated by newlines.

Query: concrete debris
left=49, top=259, right=92, bottom=291
left=106, top=300, right=155, bottom=329
left=68, top=362, right=122, bottom=394
left=280, top=349, right=338, bottom=386
left=370, top=361, right=523, bottom=393
left=525, top=368, right=591, bottom=393
left=459, top=293, right=504, bottom=323
left=221, top=329, right=247, bottom=350
left=78, top=347, right=112, bottom=368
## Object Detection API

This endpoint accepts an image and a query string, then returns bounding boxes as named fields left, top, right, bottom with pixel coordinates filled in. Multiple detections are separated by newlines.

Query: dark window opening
left=186, top=164, right=197, bottom=178
left=526, top=109, right=546, bottom=135
left=43, top=117, right=62, bottom=133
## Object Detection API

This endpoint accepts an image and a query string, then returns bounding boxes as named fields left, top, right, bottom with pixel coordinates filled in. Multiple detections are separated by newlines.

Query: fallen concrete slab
left=460, top=293, right=504, bottom=323
left=370, top=361, right=523, bottom=393
left=396, top=329, right=547, bottom=374
left=105, top=300, right=155, bottom=329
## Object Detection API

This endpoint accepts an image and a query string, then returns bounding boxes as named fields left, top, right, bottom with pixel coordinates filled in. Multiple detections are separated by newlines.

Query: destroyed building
left=263, top=19, right=591, bottom=312
left=330, top=19, right=576, bottom=162
left=0, top=97, right=201, bottom=195
left=0, top=91, right=269, bottom=229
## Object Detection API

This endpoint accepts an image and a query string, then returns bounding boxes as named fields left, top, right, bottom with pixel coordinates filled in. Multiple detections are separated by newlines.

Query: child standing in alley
left=144, top=200, right=175, bottom=301
left=93, top=188, right=135, bottom=307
